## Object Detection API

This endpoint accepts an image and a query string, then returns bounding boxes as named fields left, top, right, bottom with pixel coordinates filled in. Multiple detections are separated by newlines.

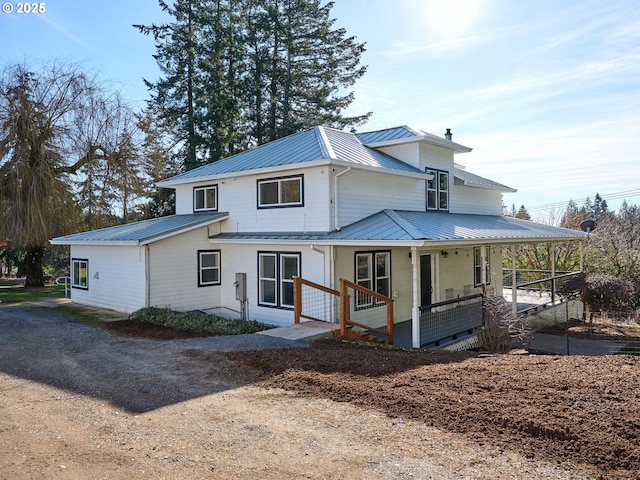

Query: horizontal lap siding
left=337, top=171, right=425, bottom=227
left=450, top=185, right=503, bottom=215
left=210, top=243, right=328, bottom=327
left=70, top=245, right=146, bottom=314
left=174, top=166, right=332, bottom=232
left=148, top=227, right=222, bottom=311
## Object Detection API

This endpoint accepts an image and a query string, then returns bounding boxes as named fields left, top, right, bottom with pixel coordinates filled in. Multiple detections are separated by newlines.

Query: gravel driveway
left=0, top=303, right=307, bottom=413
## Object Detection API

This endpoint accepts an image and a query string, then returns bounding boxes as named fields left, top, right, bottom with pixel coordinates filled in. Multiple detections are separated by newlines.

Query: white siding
left=336, top=170, right=425, bottom=227
left=174, top=166, right=332, bottom=232
left=450, top=184, right=504, bottom=215
left=148, top=227, right=222, bottom=311
left=417, top=143, right=457, bottom=172
left=376, top=143, right=420, bottom=168
left=333, top=246, right=414, bottom=326
left=69, top=245, right=146, bottom=314
left=208, top=242, right=329, bottom=326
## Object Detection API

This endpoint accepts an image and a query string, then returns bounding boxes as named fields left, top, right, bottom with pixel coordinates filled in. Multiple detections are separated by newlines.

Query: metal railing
left=502, top=270, right=582, bottom=315
left=420, top=294, right=484, bottom=347
left=56, top=276, right=71, bottom=298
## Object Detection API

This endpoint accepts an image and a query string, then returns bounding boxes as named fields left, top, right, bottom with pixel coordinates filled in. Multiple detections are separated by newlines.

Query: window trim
left=71, top=258, right=89, bottom=290
left=425, top=168, right=449, bottom=211
left=257, top=174, right=304, bottom=209
left=198, top=250, right=221, bottom=287
left=354, top=250, right=391, bottom=309
left=473, top=246, right=491, bottom=287
left=193, top=184, right=218, bottom=212
left=257, top=251, right=301, bottom=309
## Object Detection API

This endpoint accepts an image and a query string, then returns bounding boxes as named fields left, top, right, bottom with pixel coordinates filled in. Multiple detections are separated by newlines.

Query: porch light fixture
left=441, top=250, right=449, bottom=258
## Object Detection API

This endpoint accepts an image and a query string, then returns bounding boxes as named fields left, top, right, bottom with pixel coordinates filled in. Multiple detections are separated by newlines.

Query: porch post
left=551, top=243, right=556, bottom=304
left=411, top=246, right=420, bottom=348
left=511, top=244, right=517, bottom=317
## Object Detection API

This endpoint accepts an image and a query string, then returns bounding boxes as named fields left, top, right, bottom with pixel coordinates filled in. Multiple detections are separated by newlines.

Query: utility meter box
left=234, top=273, right=247, bottom=301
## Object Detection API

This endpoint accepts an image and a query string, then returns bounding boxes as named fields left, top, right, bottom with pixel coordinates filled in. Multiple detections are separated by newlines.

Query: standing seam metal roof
left=50, top=213, right=229, bottom=244
left=158, top=126, right=425, bottom=185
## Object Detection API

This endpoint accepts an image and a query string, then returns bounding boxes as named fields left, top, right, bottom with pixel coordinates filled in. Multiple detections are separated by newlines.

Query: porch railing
left=292, top=276, right=394, bottom=345
left=293, top=276, right=340, bottom=324
left=502, top=270, right=582, bottom=315
left=420, top=294, right=484, bottom=347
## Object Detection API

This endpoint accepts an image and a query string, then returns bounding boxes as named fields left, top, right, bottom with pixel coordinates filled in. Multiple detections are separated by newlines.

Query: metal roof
left=50, top=213, right=228, bottom=246
left=158, top=126, right=425, bottom=186
left=355, top=125, right=472, bottom=153
left=454, top=167, right=517, bottom=192
left=329, top=210, right=587, bottom=243
left=211, top=210, right=586, bottom=245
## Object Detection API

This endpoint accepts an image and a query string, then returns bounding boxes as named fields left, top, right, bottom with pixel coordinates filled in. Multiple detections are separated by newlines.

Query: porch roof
left=50, top=213, right=229, bottom=246
left=328, top=210, right=587, bottom=244
left=211, top=210, right=587, bottom=246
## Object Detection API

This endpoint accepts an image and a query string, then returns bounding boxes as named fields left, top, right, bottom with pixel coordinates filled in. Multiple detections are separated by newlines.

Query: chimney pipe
left=444, top=128, right=452, bottom=141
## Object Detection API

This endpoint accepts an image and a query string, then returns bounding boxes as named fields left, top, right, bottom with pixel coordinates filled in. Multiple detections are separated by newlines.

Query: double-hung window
left=258, top=252, right=300, bottom=308
left=473, top=246, right=491, bottom=286
left=194, top=185, right=217, bottom=212
left=72, top=258, right=88, bottom=290
left=426, top=168, right=449, bottom=211
left=257, top=175, right=303, bottom=208
left=198, top=250, right=221, bottom=287
left=355, top=251, right=391, bottom=308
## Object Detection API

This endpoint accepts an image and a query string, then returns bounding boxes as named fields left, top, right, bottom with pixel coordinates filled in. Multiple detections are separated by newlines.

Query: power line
left=520, top=189, right=640, bottom=213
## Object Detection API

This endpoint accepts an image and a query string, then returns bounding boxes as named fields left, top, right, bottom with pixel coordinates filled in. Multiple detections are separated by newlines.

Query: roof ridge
left=315, top=126, right=336, bottom=159
left=383, top=209, right=425, bottom=239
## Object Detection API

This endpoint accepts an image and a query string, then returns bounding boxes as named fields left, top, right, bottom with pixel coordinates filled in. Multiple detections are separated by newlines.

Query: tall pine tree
left=137, top=0, right=370, bottom=167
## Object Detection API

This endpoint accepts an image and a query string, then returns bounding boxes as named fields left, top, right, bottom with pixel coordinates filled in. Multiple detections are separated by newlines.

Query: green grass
left=130, top=306, right=275, bottom=335
left=0, top=284, right=67, bottom=304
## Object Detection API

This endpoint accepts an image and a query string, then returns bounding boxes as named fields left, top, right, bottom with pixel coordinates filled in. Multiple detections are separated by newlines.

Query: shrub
left=479, top=295, right=531, bottom=353
left=130, top=307, right=274, bottom=335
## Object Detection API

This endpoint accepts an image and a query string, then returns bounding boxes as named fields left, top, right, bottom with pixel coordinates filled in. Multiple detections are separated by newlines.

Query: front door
left=420, top=254, right=432, bottom=308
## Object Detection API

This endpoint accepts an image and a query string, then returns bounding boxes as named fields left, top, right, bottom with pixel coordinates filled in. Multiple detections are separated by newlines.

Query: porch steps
left=339, top=325, right=387, bottom=345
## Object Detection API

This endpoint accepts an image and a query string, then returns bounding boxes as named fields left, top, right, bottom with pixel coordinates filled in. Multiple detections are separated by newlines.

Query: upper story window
left=257, top=175, right=303, bottom=208
left=72, top=258, right=88, bottom=290
left=426, top=168, right=449, bottom=211
left=194, top=185, right=218, bottom=212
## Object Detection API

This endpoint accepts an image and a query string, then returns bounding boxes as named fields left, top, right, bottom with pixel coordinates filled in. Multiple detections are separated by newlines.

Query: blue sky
left=1, top=0, right=639, bottom=219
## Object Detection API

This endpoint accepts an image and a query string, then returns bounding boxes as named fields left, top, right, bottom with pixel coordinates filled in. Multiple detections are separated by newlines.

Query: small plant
left=479, top=295, right=532, bottom=353
left=130, top=307, right=274, bottom=335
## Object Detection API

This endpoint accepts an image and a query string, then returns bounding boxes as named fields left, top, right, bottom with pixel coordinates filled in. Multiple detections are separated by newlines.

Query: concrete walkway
left=528, top=333, right=627, bottom=356
left=256, top=320, right=339, bottom=342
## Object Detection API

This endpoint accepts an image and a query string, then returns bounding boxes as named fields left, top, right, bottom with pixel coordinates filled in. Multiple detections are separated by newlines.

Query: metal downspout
left=511, top=244, right=517, bottom=317
left=333, top=167, right=351, bottom=231
left=145, top=244, right=150, bottom=308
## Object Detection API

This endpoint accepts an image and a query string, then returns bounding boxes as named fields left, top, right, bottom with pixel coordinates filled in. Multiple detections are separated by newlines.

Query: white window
left=474, top=246, right=491, bottom=286
left=72, top=258, right=88, bottom=290
left=198, top=250, right=221, bottom=286
left=194, top=185, right=217, bottom=212
left=355, top=251, right=391, bottom=308
left=257, top=175, right=303, bottom=208
left=426, top=169, right=449, bottom=211
left=258, top=252, right=300, bottom=308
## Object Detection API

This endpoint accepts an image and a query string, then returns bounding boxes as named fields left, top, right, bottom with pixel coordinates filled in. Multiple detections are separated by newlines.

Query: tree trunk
left=24, top=245, right=45, bottom=287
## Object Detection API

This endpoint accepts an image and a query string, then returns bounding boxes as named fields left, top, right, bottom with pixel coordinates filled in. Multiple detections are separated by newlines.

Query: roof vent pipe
left=444, top=128, right=452, bottom=141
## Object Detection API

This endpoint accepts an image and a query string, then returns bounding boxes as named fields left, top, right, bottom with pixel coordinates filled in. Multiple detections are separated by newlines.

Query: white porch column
left=411, top=246, right=420, bottom=348
left=511, top=244, right=517, bottom=317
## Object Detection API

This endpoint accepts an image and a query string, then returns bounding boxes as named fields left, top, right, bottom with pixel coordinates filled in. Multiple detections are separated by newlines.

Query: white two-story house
left=52, top=125, right=586, bottom=348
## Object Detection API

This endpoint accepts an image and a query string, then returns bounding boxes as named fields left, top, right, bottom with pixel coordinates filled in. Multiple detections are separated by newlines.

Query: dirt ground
left=1, top=306, right=639, bottom=479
